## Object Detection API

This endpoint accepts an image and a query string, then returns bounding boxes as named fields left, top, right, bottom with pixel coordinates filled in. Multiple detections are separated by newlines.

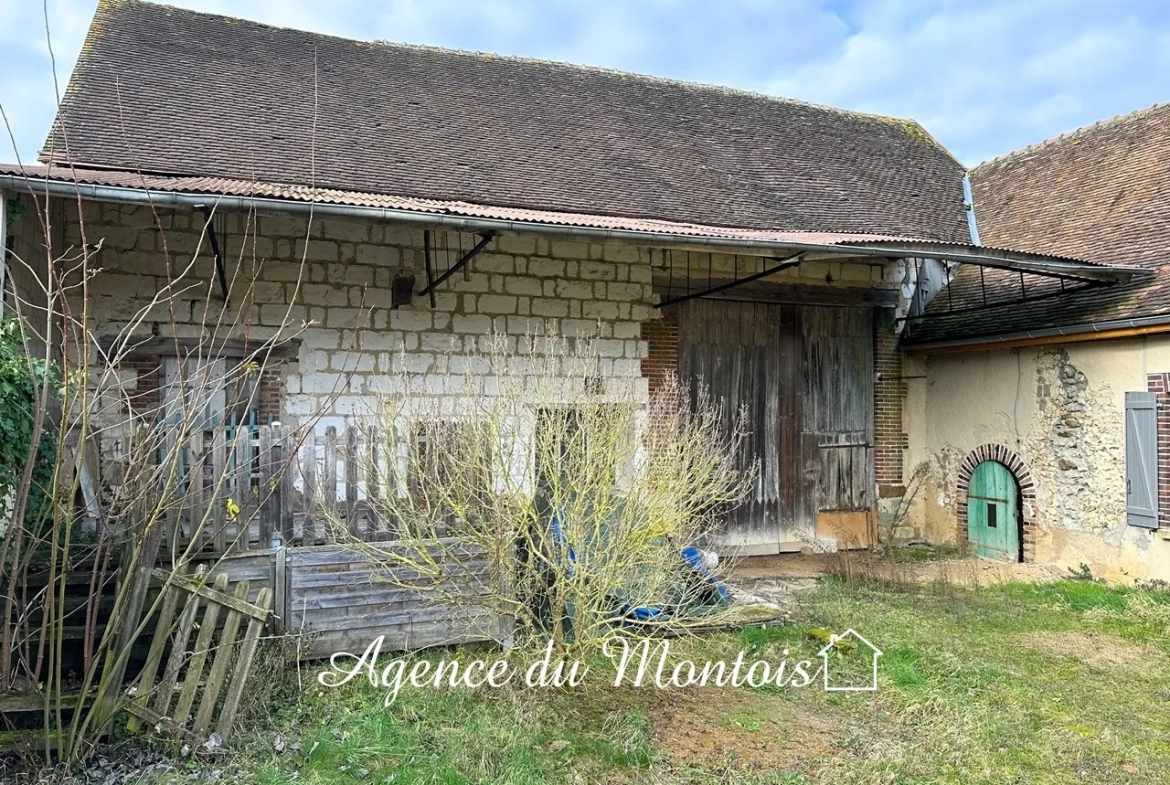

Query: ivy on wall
left=0, top=317, right=57, bottom=535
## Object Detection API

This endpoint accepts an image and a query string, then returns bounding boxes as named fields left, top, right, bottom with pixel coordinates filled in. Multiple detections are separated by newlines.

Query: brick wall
left=874, top=308, right=906, bottom=496
left=641, top=315, right=678, bottom=394
left=119, top=354, right=161, bottom=419
left=1147, top=372, right=1170, bottom=528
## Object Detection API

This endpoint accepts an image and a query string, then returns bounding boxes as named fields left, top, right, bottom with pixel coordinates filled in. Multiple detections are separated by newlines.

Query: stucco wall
left=906, top=337, right=1170, bottom=581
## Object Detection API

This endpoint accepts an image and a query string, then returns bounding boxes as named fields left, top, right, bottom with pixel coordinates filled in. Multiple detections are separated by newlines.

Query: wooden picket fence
left=77, top=422, right=400, bottom=555
left=127, top=564, right=272, bottom=743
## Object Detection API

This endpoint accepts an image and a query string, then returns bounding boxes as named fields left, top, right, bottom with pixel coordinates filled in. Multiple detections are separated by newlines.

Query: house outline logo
left=817, top=629, right=882, bottom=692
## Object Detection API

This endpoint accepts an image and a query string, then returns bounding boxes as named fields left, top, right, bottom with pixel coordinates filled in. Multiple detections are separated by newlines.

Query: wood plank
left=0, top=692, right=83, bottom=713
left=152, top=568, right=270, bottom=622
left=323, top=426, right=338, bottom=539
left=300, top=427, right=318, bottom=543
left=287, top=558, right=489, bottom=591
left=286, top=540, right=481, bottom=567
left=187, top=432, right=206, bottom=551
left=299, top=610, right=506, bottom=658
left=273, top=547, right=287, bottom=633
left=193, top=580, right=249, bottom=737
left=346, top=425, right=360, bottom=537
left=212, top=428, right=227, bottom=553
left=126, top=567, right=183, bottom=733
left=152, top=567, right=206, bottom=719
left=279, top=426, right=296, bottom=542
left=366, top=425, right=381, bottom=534
left=296, top=596, right=491, bottom=632
left=288, top=579, right=488, bottom=612
left=258, top=425, right=275, bottom=547
left=171, top=572, right=230, bottom=725
left=214, top=586, right=273, bottom=741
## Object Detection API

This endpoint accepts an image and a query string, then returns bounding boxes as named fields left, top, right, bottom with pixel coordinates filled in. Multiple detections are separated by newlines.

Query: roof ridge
left=114, top=0, right=929, bottom=133
left=973, top=101, right=1170, bottom=172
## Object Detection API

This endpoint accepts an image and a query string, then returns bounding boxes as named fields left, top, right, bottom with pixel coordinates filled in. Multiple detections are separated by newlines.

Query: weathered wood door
left=677, top=300, right=875, bottom=554
left=967, top=461, right=1020, bottom=561
left=678, top=301, right=815, bottom=553
left=803, top=307, right=874, bottom=513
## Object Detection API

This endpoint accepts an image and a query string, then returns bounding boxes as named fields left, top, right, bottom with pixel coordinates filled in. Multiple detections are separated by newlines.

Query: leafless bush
left=328, top=330, right=754, bottom=657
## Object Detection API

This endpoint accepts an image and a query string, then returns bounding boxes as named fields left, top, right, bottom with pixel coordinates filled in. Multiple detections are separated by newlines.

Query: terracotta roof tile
left=42, top=0, right=970, bottom=241
left=905, top=103, right=1170, bottom=344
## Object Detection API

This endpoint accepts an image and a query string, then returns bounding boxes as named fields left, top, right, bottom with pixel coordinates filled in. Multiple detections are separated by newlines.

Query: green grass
left=166, top=578, right=1170, bottom=785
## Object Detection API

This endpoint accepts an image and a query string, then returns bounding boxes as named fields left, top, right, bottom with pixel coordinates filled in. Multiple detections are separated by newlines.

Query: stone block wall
left=58, top=200, right=656, bottom=428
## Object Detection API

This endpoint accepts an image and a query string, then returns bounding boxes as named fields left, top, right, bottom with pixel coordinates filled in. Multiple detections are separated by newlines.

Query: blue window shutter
left=1125, top=392, right=1159, bottom=529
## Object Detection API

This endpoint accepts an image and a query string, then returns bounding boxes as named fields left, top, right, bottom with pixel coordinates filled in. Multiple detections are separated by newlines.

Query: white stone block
left=556, top=280, right=593, bottom=300
left=613, top=321, right=640, bottom=339
left=504, top=277, right=543, bottom=297
left=603, top=244, right=642, bottom=264
left=550, top=240, right=590, bottom=260
left=628, top=264, right=652, bottom=284
left=580, top=261, right=617, bottom=281
left=453, top=314, right=492, bottom=334
left=527, top=258, right=565, bottom=278
left=391, top=309, right=433, bottom=331
left=561, top=319, right=601, bottom=338
left=478, top=295, right=518, bottom=314
left=497, top=234, right=536, bottom=255
left=302, top=284, right=349, bottom=307
left=326, top=308, right=371, bottom=329
left=583, top=301, right=620, bottom=320
left=607, top=283, right=644, bottom=302
left=295, top=239, right=340, bottom=262
left=531, top=298, right=569, bottom=318
left=476, top=253, right=514, bottom=274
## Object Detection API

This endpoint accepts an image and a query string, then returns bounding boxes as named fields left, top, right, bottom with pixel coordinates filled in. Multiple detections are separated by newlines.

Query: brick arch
left=955, top=444, right=1037, bottom=562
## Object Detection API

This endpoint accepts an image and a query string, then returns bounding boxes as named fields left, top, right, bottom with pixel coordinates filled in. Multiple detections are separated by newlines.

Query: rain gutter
left=0, top=173, right=1144, bottom=284
left=905, top=312, right=1170, bottom=354
left=0, top=190, right=7, bottom=320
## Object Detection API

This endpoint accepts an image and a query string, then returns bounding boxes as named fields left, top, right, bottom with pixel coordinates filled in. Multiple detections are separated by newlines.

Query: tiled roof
left=905, top=103, right=1170, bottom=345
left=43, top=0, right=971, bottom=241
left=1, top=164, right=1131, bottom=280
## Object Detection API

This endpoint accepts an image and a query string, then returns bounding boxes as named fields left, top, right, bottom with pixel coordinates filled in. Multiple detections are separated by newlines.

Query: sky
left=0, top=0, right=1168, bottom=168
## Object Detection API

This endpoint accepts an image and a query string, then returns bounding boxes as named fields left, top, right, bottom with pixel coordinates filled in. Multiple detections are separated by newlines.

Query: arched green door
left=967, top=461, right=1019, bottom=562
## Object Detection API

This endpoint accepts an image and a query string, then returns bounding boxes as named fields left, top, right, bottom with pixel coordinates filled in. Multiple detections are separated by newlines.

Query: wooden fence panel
left=286, top=543, right=504, bottom=658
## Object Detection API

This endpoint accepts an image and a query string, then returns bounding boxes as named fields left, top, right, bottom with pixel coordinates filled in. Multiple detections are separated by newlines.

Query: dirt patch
left=646, top=686, right=841, bottom=769
left=1017, top=630, right=1153, bottom=669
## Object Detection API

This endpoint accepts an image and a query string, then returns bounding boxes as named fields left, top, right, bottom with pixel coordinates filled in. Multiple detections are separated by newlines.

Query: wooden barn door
left=803, top=307, right=875, bottom=519
left=677, top=301, right=875, bottom=554
left=677, top=300, right=815, bottom=554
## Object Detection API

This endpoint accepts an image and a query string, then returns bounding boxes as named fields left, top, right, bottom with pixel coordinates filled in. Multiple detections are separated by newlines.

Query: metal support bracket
left=657, top=252, right=805, bottom=308
left=199, top=206, right=230, bottom=302
left=419, top=230, right=496, bottom=298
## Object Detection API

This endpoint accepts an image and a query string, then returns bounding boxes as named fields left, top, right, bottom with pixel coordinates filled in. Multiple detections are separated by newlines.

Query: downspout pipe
left=962, top=173, right=981, bottom=246
left=0, top=190, right=7, bottom=321
left=0, top=174, right=1138, bottom=281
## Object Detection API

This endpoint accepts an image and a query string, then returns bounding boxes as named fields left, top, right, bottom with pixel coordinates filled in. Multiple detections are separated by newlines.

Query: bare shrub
left=327, top=330, right=753, bottom=656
